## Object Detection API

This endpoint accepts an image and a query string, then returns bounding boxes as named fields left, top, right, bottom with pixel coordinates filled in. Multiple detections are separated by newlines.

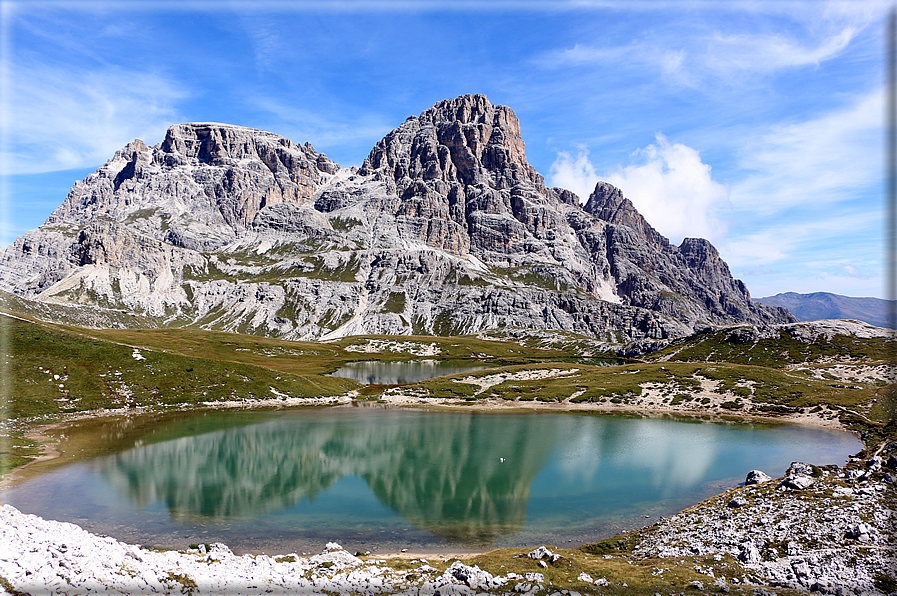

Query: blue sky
left=0, top=0, right=888, bottom=298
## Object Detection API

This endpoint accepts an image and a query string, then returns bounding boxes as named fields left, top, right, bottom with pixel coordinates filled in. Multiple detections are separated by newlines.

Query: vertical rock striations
left=0, top=94, right=793, bottom=342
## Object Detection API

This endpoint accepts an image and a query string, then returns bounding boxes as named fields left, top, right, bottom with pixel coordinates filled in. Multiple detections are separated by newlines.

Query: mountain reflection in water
left=326, top=359, right=488, bottom=385
left=98, top=410, right=552, bottom=546
left=4, top=408, right=862, bottom=552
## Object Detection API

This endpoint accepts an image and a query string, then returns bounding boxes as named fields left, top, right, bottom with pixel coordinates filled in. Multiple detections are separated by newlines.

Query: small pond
left=327, top=359, right=489, bottom=384
left=0, top=408, right=861, bottom=555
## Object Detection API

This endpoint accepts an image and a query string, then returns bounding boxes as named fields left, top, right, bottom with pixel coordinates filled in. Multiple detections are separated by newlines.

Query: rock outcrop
left=0, top=94, right=793, bottom=341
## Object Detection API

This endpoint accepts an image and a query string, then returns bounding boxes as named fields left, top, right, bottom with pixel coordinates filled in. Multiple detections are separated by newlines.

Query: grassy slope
left=2, top=313, right=893, bottom=474
left=0, top=314, right=582, bottom=473
left=0, top=312, right=893, bottom=593
left=647, top=327, right=890, bottom=368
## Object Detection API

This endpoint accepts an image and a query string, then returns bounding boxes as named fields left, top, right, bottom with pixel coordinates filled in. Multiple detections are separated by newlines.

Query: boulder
left=786, top=462, right=814, bottom=477
left=527, top=546, right=552, bottom=560
left=445, top=561, right=496, bottom=590
left=780, top=475, right=815, bottom=490
left=308, top=543, right=363, bottom=569
left=727, top=496, right=749, bottom=508
left=845, top=523, right=873, bottom=543
left=737, top=541, right=761, bottom=564
left=745, top=470, right=772, bottom=485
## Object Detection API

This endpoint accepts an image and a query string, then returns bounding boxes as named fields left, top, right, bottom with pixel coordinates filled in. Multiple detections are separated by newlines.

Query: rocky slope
left=634, top=449, right=897, bottom=595
left=0, top=95, right=792, bottom=341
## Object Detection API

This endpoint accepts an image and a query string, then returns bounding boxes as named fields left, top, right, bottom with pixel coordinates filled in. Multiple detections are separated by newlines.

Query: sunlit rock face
left=0, top=94, right=793, bottom=341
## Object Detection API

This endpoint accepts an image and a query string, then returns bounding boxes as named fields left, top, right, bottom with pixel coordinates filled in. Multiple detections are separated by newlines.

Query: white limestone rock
left=745, top=470, right=772, bottom=485
left=0, top=95, right=793, bottom=343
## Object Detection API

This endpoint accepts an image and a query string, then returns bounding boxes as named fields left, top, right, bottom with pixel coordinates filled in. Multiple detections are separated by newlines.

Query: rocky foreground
left=1, top=444, right=894, bottom=595
left=634, top=451, right=897, bottom=595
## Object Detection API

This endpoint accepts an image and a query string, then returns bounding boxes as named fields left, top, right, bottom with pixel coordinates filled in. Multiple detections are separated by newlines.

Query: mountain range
left=756, top=292, right=895, bottom=329
left=0, top=94, right=793, bottom=342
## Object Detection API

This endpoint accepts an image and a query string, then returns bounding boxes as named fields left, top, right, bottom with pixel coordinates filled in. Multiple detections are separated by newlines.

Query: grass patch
left=1, top=314, right=358, bottom=422
left=650, top=328, right=891, bottom=368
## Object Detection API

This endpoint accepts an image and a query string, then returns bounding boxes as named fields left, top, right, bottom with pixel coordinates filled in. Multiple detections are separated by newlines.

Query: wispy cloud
left=722, top=210, right=881, bottom=267
left=1, top=63, right=185, bottom=175
left=703, top=27, right=858, bottom=74
left=550, top=135, right=729, bottom=244
left=534, top=1, right=878, bottom=90
left=536, top=43, right=696, bottom=86
left=731, top=88, right=882, bottom=214
left=254, top=97, right=394, bottom=162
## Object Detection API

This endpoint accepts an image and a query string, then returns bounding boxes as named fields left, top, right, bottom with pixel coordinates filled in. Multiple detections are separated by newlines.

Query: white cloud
left=731, top=89, right=882, bottom=214
left=537, top=43, right=697, bottom=87
left=535, top=1, right=880, bottom=89
left=549, top=136, right=729, bottom=245
left=548, top=146, right=600, bottom=204
left=1, top=64, right=185, bottom=175
left=704, top=27, right=858, bottom=74
left=539, top=24, right=858, bottom=87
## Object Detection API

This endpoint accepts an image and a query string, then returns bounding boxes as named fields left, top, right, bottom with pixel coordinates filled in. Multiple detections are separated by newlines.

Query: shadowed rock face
left=0, top=94, right=793, bottom=341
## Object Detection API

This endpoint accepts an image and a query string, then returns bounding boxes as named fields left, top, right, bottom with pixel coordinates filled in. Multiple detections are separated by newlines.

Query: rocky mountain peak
left=44, top=123, right=340, bottom=248
left=158, top=122, right=339, bottom=174
left=0, top=94, right=795, bottom=342
left=362, top=93, right=543, bottom=191
left=418, top=94, right=496, bottom=125
left=583, top=181, right=667, bottom=248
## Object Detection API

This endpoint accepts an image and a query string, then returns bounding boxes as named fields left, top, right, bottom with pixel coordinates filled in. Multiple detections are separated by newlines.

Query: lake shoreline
left=0, top=443, right=892, bottom=595
left=0, top=388, right=855, bottom=494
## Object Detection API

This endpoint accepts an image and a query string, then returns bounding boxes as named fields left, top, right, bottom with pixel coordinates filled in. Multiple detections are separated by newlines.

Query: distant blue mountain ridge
left=754, top=292, right=896, bottom=329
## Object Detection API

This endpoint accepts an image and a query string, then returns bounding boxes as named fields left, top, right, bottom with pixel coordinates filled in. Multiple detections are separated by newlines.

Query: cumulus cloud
left=550, top=135, right=729, bottom=245
left=548, top=146, right=600, bottom=205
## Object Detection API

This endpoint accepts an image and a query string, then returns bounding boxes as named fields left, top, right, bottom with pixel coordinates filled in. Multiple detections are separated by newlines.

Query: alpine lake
left=0, top=360, right=862, bottom=556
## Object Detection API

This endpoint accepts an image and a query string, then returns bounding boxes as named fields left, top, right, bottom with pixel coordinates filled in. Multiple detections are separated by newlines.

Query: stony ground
left=1, top=514, right=569, bottom=596
left=632, top=446, right=897, bottom=596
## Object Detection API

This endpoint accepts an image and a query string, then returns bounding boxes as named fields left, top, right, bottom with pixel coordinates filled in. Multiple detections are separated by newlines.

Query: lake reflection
left=327, top=359, right=488, bottom=384
left=0, top=409, right=861, bottom=554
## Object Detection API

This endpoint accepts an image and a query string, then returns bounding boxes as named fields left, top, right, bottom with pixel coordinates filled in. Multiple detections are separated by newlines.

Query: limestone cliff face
left=45, top=123, right=339, bottom=251
left=0, top=94, right=793, bottom=342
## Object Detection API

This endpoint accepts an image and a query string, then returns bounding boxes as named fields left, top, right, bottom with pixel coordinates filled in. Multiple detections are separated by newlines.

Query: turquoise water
left=0, top=407, right=861, bottom=555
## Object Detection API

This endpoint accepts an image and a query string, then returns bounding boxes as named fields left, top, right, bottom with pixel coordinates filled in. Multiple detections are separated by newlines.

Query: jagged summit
left=363, top=94, right=542, bottom=191
left=0, top=94, right=793, bottom=342
left=584, top=181, right=667, bottom=249
left=44, top=121, right=340, bottom=247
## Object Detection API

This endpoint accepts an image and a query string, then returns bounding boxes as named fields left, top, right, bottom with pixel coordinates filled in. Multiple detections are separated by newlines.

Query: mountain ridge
left=755, top=291, right=895, bottom=329
left=0, top=94, right=793, bottom=342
